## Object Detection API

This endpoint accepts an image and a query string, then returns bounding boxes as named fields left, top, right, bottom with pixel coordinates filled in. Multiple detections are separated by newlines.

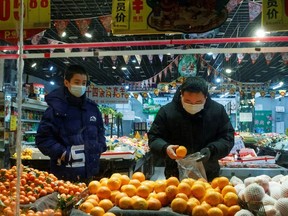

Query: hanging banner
left=249, top=1, right=262, bottom=21
left=178, top=54, right=197, bottom=77
left=0, top=0, right=50, bottom=30
left=262, top=0, right=288, bottom=32
left=254, top=111, right=272, bottom=133
left=86, top=86, right=129, bottom=104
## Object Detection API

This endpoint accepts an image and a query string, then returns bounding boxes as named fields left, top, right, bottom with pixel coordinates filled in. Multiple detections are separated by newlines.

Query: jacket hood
left=45, top=87, right=69, bottom=114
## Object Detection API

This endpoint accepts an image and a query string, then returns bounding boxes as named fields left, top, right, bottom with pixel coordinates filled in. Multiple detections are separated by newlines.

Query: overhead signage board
left=0, top=0, right=50, bottom=30
left=262, top=0, right=288, bottom=32
left=111, top=0, right=228, bottom=35
left=86, top=86, right=130, bottom=104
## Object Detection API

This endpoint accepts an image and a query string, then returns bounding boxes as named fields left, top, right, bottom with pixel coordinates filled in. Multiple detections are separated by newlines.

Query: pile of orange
left=82, top=172, right=242, bottom=216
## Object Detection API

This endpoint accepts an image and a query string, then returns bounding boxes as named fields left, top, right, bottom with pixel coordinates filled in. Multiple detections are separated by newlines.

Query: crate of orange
left=75, top=171, right=244, bottom=216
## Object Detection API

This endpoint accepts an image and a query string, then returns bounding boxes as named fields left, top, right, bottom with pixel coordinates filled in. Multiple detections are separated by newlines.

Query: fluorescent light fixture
left=275, top=95, right=282, bottom=100
left=216, top=78, right=221, bottom=83
left=50, top=81, right=55, bottom=85
left=31, top=63, right=37, bottom=68
left=61, top=32, right=67, bottom=37
left=207, top=52, right=213, bottom=55
left=272, top=81, right=284, bottom=90
left=135, top=66, right=140, bottom=69
left=121, top=67, right=127, bottom=70
left=112, top=66, right=116, bottom=69
left=49, top=66, right=54, bottom=71
left=132, top=59, right=137, bottom=63
left=225, top=68, right=232, bottom=73
left=85, top=33, right=92, bottom=38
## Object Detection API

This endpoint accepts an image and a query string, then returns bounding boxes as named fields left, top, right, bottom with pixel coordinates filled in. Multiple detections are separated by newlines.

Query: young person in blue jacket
left=36, top=65, right=107, bottom=182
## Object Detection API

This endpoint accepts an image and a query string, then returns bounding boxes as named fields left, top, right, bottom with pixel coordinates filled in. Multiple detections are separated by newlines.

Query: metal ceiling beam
left=1, top=36, right=288, bottom=51
left=1, top=47, right=288, bottom=59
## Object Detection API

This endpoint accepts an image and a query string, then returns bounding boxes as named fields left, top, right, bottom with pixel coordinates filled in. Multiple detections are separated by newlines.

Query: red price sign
left=0, top=0, right=50, bottom=30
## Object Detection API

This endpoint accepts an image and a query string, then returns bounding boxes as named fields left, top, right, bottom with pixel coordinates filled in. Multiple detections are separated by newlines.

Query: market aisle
left=150, top=166, right=166, bottom=181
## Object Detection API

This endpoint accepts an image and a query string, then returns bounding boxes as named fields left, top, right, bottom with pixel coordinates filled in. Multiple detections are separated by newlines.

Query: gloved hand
left=197, top=147, right=211, bottom=162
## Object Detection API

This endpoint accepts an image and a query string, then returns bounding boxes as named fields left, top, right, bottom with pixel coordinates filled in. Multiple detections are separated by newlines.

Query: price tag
left=0, top=0, right=50, bottom=30
left=10, top=115, right=17, bottom=131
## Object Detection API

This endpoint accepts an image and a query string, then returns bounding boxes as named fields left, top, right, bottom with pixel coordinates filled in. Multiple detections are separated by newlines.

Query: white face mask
left=69, top=85, right=86, bottom=97
left=182, top=98, right=204, bottom=115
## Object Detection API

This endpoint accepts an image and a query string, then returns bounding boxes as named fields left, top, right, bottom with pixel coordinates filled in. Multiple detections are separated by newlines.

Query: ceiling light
left=255, top=28, right=266, bottom=38
left=61, top=32, right=67, bottom=37
left=207, top=52, right=213, bottom=55
left=225, top=68, right=232, bottom=73
left=132, top=59, right=137, bottom=63
left=216, top=78, right=221, bottom=83
left=50, top=81, right=55, bottom=85
left=31, top=63, right=37, bottom=68
left=112, top=66, right=116, bottom=69
left=135, top=66, right=140, bottom=69
left=125, top=85, right=129, bottom=90
left=272, top=81, right=284, bottom=90
left=49, top=66, right=54, bottom=71
left=121, top=67, right=127, bottom=70
left=85, top=33, right=92, bottom=38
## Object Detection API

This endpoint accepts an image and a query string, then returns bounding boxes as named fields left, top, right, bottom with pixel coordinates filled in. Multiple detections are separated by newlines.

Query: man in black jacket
left=148, top=77, right=234, bottom=181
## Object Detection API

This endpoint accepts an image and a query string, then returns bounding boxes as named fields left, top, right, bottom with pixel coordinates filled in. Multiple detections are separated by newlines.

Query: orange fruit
left=171, top=197, right=187, bottom=214
left=110, top=173, right=122, bottom=179
left=90, top=206, right=105, bottom=216
left=98, top=199, right=113, bottom=212
left=211, top=177, right=219, bottom=189
left=107, top=177, right=121, bottom=191
left=136, top=185, right=150, bottom=198
left=175, top=192, right=189, bottom=201
left=141, top=180, right=155, bottom=193
left=129, top=179, right=141, bottom=188
left=110, top=190, right=120, bottom=204
left=88, top=181, right=101, bottom=194
left=223, top=192, right=238, bottom=207
left=217, top=177, right=230, bottom=190
left=227, top=205, right=241, bottom=216
left=120, top=175, right=130, bottom=186
left=201, top=201, right=212, bottom=211
left=155, top=192, right=169, bottom=207
left=176, top=146, right=187, bottom=158
left=121, top=184, right=137, bottom=197
left=85, top=198, right=99, bottom=207
left=178, top=182, right=191, bottom=196
left=87, top=194, right=100, bottom=203
left=119, top=196, right=133, bottom=209
left=114, top=192, right=128, bottom=206
left=132, top=197, right=148, bottom=210
left=165, top=185, right=178, bottom=201
left=96, top=186, right=111, bottom=200
left=154, top=180, right=167, bottom=193
left=192, top=205, right=208, bottom=216
left=103, top=212, right=116, bottom=216
left=208, top=207, right=223, bottom=216
left=147, top=197, right=162, bottom=210
left=191, top=183, right=206, bottom=199
left=100, top=177, right=109, bottom=184
left=186, top=197, right=200, bottom=214
left=100, top=179, right=109, bottom=187
left=204, top=190, right=222, bottom=206
left=166, top=176, right=180, bottom=187
left=221, top=185, right=237, bottom=197
left=181, top=178, right=195, bottom=187
left=217, top=204, right=229, bottom=216
left=79, top=201, right=94, bottom=213
left=103, top=213, right=116, bottom=216
left=131, top=172, right=145, bottom=182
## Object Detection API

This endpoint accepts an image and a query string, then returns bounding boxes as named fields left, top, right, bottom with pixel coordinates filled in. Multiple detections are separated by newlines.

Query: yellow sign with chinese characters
left=111, top=0, right=130, bottom=30
left=0, top=0, right=50, bottom=30
left=262, top=0, right=288, bottom=32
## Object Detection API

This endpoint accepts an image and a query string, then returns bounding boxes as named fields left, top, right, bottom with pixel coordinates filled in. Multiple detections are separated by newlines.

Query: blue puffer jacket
left=36, top=87, right=107, bottom=181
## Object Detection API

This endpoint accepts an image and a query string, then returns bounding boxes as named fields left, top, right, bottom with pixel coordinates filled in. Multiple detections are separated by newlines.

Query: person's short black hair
left=64, top=65, right=89, bottom=82
left=180, top=77, right=209, bottom=96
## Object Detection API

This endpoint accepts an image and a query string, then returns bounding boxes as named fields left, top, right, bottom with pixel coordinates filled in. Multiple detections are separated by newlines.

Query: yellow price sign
left=0, top=0, right=50, bottom=30
left=10, top=115, right=17, bottom=131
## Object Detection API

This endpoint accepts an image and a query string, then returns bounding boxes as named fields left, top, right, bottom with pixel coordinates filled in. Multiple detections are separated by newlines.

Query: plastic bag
left=176, top=152, right=207, bottom=181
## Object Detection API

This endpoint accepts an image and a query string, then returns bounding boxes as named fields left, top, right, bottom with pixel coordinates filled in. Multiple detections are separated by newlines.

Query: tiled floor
left=150, top=166, right=166, bottom=181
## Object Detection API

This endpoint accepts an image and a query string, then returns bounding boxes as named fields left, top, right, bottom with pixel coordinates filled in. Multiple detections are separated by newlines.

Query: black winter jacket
left=148, top=90, right=234, bottom=181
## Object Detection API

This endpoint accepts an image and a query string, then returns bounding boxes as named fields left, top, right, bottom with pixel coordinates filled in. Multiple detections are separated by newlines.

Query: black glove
left=197, top=147, right=211, bottom=162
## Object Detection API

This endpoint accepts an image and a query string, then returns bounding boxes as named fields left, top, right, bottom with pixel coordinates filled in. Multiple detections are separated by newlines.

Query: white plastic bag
left=176, top=152, right=207, bottom=181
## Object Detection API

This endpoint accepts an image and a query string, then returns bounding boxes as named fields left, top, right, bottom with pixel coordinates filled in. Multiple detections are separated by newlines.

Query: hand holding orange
left=176, top=146, right=187, bottom=158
